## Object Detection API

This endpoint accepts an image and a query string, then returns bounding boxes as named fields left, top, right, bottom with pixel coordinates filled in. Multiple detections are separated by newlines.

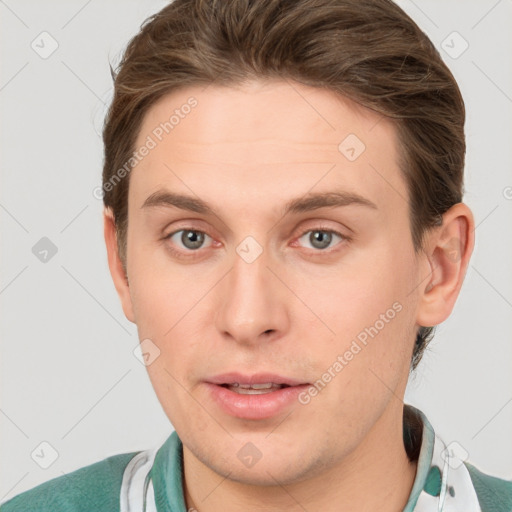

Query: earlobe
left=103, top=209, right=136, bottom=323
left=416, top=203, right=475, bottom=327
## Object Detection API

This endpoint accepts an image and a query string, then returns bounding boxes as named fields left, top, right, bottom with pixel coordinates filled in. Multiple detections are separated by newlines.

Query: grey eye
left=168, top=229, right=211, bottom=250
left=299, top=230, right=343, bottom=250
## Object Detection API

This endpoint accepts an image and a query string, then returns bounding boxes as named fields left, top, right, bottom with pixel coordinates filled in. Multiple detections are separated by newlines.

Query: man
left=2, top=0, right=511, bottom=511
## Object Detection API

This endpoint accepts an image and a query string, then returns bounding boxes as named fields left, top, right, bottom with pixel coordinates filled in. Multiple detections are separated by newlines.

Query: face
left=119, top=80, right=425, bottom=484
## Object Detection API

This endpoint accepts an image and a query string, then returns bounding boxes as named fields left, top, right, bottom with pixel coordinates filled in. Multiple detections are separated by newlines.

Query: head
left=102, top=0, right=474, bottom=486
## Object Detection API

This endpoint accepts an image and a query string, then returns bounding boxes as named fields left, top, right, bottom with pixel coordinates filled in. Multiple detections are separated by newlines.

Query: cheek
left=298, top=241, right=418, bottom=378
left=127, top=241, right=213, bottom=375
left=127, top=240, right=198, bottom=337
left=300, top=247, right=410, bottom=333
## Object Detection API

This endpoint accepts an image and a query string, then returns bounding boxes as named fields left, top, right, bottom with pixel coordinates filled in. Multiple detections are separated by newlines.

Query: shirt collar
left=150, top=431, right=186, bottom=511
left=403, top=404, right=436, bottom=511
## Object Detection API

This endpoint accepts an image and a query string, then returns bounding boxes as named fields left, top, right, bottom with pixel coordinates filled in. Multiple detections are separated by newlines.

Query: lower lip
left=205, top=383, right=310, bottom=420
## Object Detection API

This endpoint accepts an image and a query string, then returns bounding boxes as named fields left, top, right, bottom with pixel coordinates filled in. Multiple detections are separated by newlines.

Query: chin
left=222, top=443, right=325, bottom=486
left=217, top=459, right=312, bottom=487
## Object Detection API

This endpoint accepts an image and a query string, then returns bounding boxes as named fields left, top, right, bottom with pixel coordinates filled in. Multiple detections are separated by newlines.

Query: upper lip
left=205, top=372, right=308, bottom=387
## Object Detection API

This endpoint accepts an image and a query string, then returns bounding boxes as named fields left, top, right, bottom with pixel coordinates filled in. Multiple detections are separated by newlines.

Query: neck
left=183, top=401, right=418, bottom=512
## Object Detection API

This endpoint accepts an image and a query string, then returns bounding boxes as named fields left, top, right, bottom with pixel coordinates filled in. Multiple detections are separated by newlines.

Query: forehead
left=129, top=80, right=406, bottom=220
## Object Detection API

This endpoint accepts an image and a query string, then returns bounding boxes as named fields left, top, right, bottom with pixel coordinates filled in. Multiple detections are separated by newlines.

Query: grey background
left=1, top=0, right=511, bottom=500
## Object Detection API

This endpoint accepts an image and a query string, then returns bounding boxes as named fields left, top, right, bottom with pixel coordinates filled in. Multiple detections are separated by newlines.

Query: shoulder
left=464, top=461, right=512, bottom=512
left=0, top=451, right=139, bottom=512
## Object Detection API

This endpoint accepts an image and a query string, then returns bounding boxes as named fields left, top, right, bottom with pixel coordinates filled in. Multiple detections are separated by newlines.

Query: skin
left=104, top=79, right=474, bottom=512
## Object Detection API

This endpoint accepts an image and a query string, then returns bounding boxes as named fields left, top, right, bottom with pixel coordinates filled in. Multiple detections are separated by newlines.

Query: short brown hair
left=102, top=0, right=466, bottom=371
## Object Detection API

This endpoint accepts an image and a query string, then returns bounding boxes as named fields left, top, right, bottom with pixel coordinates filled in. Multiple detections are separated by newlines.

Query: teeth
left=226, top=383, right=284, bottom=394
left=241, top=383, right=274, bottom=389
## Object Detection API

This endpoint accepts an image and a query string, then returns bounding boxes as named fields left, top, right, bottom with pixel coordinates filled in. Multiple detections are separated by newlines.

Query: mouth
left=204, top=372, right=311, bottom=420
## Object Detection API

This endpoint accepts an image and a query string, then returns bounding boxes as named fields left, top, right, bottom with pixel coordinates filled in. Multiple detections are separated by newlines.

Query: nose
left=214, top=243, right=290, bottom=347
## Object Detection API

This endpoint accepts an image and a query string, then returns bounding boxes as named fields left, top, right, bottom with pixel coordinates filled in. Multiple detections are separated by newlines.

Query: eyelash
left=163, top=226, right=350, bottom=258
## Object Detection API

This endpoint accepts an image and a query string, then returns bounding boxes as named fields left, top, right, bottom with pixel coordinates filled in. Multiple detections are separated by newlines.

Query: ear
left=103, top=208, right=136, bottom=323
left=416, top=202, right=475, bottom=327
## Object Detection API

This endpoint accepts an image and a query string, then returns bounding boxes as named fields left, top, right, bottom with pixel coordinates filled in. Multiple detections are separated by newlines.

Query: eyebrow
left=141, top=189, right=378, bottom=216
